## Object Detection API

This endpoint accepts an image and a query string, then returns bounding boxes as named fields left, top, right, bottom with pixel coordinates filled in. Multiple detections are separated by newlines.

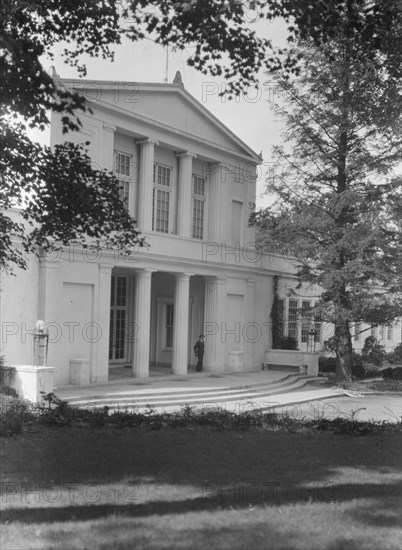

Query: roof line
left=60, top=78, right=263, bottom=163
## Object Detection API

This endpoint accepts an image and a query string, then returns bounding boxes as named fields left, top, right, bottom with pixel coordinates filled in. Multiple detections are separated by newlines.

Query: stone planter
left=264, top=349, right=319, bottom=376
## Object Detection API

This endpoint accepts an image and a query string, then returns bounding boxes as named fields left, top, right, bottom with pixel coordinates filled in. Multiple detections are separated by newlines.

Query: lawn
left=1, top=424, right=401, bottom=550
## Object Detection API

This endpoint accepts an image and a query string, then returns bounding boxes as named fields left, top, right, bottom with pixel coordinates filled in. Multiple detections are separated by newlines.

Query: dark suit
left=194, top=338, right=205, bottom=372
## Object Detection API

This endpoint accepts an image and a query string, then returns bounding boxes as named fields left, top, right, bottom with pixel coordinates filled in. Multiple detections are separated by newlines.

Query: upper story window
left=152, top=163, right=172, bottom=233
left=231, top=200, right=243, bottom=244
left=114, top=150, right=132, bottom=208
left=192, top=174, right=206, bottom=240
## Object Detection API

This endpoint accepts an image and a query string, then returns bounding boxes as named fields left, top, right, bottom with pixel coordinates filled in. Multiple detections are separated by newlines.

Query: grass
left=1, top=421, right=402, bottom=550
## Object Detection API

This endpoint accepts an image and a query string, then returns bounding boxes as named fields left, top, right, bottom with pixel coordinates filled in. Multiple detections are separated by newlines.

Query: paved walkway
left=279, top=393, right=402, bottom=423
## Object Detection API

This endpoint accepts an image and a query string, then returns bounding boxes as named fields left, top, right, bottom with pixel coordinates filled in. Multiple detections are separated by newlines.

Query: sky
left=38, top=14, right=291, bottom=208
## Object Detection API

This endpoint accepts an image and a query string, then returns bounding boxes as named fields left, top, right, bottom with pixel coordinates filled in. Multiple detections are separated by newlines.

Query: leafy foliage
left=319, top=356, right=337, bottom=373
left=270, top=275, right=283, bottom=348
left=387, top=343, right=402, bottom=365
left=362, top=336, right=386, bottom=365
left=276, top=335, right=299, bottom=350
left=0, top=355, right=16, bottom=397
left=1, top=1, right=141, bottom=272
left=2, top=0, right=401, bottom=271
left=323, top=336, right=337, bottom=356
left=127, top=0, right=402, bottom=95
left=382, top=367, right=402, bottom=381
left=252, top=33, right=402, bottom=381
left=1, top=392, right=400, bottom=437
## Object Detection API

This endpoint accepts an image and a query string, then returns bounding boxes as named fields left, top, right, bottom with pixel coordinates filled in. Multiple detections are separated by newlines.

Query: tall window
left=153, top=163, right=171, bottom=233
left=379, top=325, right=385, bottom=340
left=165, top=304, right=174, bottom=348
left=192, top=174, right=206, bottom=239
left=314, top=306, right=322, bottom=343
left=109, top=275, right=128, bottom=361
left=354, top=323, right=361, bottom=342
left=387, top=325, right=392, bottom=341
left=288, top=299, right=298, bottom=340
left=301, top=301, right=311, bottom=343
left=371, top=326, right=376, bottom=338
left=114, top=151, right=132, bottom=207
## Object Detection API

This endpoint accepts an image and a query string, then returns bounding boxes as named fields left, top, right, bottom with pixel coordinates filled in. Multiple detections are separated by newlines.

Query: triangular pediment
left=61, top=79, right=261, bottom=163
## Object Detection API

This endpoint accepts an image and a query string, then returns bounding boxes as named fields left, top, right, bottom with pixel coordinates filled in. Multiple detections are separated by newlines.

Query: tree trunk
left=333, top=36, right=352, bottom=383
left=335, top=319, right=353, bottom=381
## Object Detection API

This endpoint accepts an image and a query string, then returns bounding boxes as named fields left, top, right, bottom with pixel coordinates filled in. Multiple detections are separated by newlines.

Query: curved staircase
left=59, top=372, right=345, bottom=414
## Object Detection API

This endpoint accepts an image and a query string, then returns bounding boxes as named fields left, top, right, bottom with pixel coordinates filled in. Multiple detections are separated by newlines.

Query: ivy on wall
left=270, top=275, right=281, bottom=349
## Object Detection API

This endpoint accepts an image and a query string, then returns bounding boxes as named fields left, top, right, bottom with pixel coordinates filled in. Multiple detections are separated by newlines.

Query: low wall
left=264, top=350, right=319, bottom=377
left=10, top=365, right=55, bottom=403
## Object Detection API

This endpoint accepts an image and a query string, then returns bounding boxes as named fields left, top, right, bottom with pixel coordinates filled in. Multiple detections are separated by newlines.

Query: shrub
left=1, top=386, right=18, bottom=398
left=382, top=367, right=402, bottom=380
left=0, top=395, right=35, bottom=436
left=363, top=364, right=382, bottom=379
left=319, top=356, right=337, bottom=373
left=361, top=336, right=386, bottom=366
left=352, top=352, right=365, bottom=379
left=323, top=336, right=337, bottom=356
left=386, top=343, right=402, bottom=365
left=0, top=355, right=15, bottom=388
left=0, top=356, right=17, bottom=398
left=276, top=335, right=298, bottom=350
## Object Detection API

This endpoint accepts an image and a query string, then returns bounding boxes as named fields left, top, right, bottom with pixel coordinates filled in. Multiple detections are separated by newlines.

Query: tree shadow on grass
left=2, top=427, right=401, bottom=540
left=2, top=480, right=401, bottom=528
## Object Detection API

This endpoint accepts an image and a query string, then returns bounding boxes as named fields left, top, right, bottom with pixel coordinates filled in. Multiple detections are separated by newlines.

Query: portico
left=106, top=266, right=234, bottom=379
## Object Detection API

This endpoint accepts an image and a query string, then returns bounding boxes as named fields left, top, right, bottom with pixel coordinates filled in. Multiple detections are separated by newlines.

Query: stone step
left=67, top=376, right=324, bottom=410
left=64, top=372, right=309, bottom=404
left=142, top=387, right=347, bottom=415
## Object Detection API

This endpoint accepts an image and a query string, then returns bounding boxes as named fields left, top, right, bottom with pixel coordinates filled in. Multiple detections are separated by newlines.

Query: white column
left=208, top=162, right=226, bottom=243
left=172, top=273, right=192, bottom=375
left=132, top=269, right=154, bottom=378
left=102, top=123, right=116, bottom=172
left=137, top=138, right=159, bottom=232
left=95, top=264, right=113, bottom=383
left=176, top=151, right=196, bottom=237
left=203, top=276, right=226, bottom=372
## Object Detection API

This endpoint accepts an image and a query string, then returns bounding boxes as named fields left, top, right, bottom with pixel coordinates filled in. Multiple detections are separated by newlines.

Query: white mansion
left=1, top=75, right=400, bottom=387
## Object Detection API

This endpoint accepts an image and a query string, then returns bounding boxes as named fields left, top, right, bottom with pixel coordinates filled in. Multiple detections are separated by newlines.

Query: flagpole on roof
left=164, top=45, right=169, bottom=82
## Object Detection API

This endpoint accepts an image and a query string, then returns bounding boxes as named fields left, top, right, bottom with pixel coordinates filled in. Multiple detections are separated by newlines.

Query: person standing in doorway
left=194, top=334, right=205, bottom=372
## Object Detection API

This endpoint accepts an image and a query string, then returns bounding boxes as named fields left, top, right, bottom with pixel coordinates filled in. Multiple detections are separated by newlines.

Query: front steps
left=61, top=372, right=346, bottom=413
